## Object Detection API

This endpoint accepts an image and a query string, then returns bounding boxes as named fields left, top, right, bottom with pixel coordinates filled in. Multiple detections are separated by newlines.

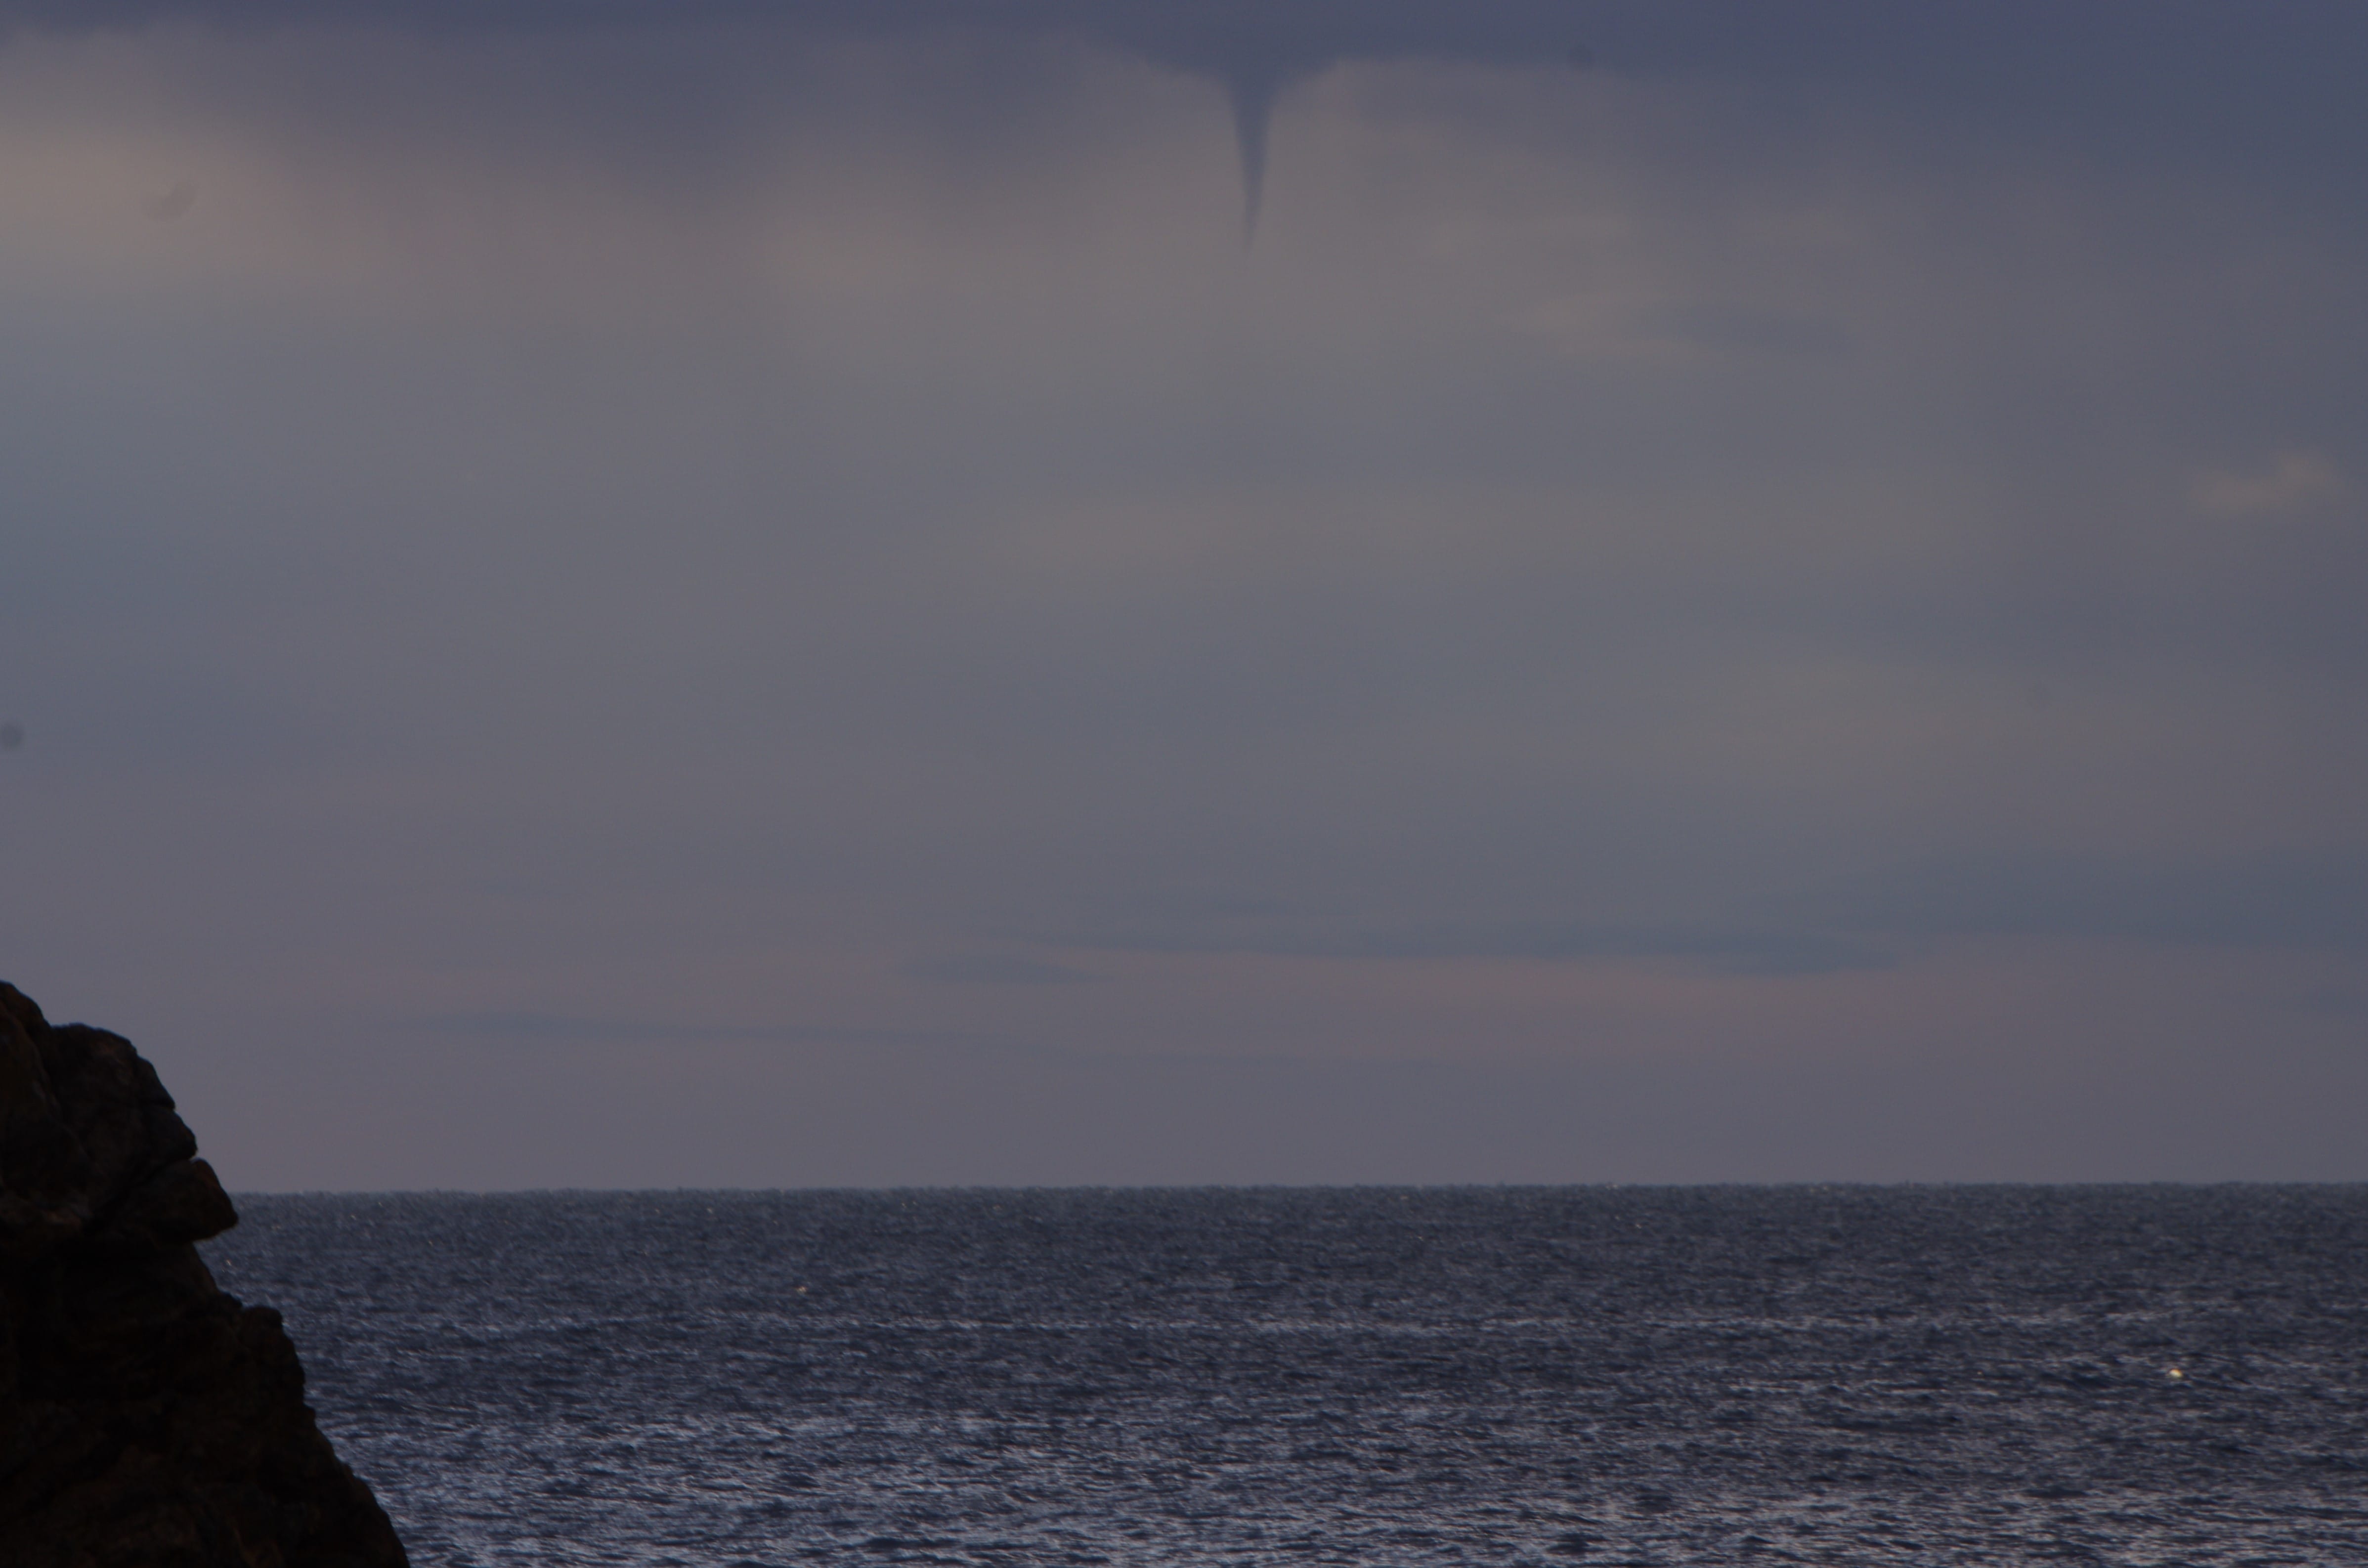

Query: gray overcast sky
left=3, top=2, right=2365, bottom=1187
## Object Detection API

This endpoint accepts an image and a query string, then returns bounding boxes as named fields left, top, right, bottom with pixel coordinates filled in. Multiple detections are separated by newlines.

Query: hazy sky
left=4, top=2, right=2365, bottom=1187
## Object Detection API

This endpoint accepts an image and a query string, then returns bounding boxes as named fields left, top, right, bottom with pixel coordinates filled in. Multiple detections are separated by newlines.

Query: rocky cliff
left=0, top=981, right=409, bottom=1568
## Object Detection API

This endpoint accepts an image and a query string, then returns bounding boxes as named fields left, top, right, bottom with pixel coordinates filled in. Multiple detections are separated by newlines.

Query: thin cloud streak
left=401, top=1013, right=1018, bottom=1049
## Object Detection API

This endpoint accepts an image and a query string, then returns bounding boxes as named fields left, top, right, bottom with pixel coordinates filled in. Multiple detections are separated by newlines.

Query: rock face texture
left=0, top=982, right=409, bottom=1568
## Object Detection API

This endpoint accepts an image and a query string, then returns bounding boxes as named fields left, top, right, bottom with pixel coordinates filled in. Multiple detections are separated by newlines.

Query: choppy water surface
left=203, top=1187, right=2368, bottom=1566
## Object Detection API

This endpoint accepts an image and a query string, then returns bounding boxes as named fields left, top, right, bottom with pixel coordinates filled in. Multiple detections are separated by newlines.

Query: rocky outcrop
left=0, top=982, right=408, bottom=1568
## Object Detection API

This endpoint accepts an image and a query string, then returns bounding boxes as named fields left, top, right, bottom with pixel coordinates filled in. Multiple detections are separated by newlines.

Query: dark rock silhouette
left=0, top=981, right=408, bottom=1568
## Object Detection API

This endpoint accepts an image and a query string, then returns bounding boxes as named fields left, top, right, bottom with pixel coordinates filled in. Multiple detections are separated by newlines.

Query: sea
left=199, top=1187, right=2368, bottom=1568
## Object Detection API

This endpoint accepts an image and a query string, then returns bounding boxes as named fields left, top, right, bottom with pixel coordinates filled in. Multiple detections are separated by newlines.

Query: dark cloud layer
left=12, top=3, right=2368, bottom=216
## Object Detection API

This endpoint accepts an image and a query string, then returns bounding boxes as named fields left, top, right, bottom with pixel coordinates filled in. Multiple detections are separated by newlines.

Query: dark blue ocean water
left=201, top=1187, right=2368, bottom=1567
